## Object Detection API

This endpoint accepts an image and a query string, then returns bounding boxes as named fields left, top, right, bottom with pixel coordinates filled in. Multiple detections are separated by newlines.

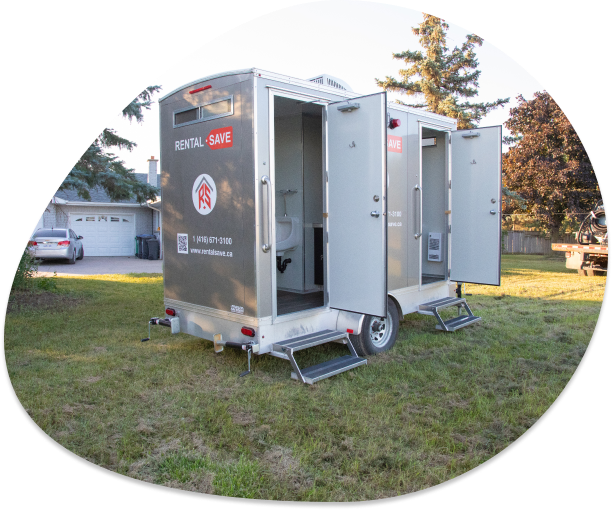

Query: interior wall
left=302, top=114, right=323, bottom=291
left=274, top=112, right=304, bottom=291
left=421, top=131, right=447, bottom=277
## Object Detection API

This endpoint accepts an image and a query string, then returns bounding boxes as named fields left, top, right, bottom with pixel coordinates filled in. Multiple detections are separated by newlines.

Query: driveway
left=36, top=256, right=163, bottom=276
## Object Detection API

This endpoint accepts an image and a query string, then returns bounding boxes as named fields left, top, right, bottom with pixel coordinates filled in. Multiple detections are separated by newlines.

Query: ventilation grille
left=307, top=74, right=352, bottom=92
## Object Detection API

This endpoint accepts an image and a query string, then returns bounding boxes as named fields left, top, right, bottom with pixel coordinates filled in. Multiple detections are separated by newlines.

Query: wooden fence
left=502, top=231, right=575, bottom=255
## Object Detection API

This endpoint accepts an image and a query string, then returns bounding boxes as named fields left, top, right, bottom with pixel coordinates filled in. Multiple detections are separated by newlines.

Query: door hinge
left=448, top=225, right=451, bottom=234
left=449, top=133, right=451, bottom=144
left=449, top=180, right=451, bottom=189
left=448, top=269, right=451, bottom=278
left=325, top=232, right=329, bottom=243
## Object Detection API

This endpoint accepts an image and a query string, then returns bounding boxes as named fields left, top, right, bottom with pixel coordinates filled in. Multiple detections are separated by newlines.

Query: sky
left=111, top=2, right=542, bottom=173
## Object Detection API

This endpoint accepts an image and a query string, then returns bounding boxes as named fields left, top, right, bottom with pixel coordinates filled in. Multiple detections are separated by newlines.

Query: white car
left=29, top=228, right=84, bottom=264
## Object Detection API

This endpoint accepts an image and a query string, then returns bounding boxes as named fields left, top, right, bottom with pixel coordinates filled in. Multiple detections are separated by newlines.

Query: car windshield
left=34, top=229, right=68, bottom=238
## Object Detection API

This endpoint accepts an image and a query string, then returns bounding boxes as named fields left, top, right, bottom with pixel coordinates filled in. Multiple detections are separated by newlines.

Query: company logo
left=205, top=126, right=233, bottom=150
left=388, top=135, right=402, bottom=153
left=192, top=174, right=217, bottom=215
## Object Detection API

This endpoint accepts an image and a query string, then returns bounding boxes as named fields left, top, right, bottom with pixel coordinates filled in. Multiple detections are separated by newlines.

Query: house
left=34, top=157, right=162, bottom=258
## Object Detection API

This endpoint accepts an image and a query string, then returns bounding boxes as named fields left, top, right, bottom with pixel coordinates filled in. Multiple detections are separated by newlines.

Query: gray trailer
left=154, top=68, right=502, bottom=383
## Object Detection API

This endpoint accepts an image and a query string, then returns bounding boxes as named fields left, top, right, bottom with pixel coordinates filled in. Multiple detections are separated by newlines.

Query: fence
left=502, top=231, right=575, bottom=255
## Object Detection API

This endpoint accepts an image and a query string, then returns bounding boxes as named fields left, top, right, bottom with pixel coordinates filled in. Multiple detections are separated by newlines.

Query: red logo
left=388, top=135, right=402, bottom=153
left=206, top=126, right=233, bottom=150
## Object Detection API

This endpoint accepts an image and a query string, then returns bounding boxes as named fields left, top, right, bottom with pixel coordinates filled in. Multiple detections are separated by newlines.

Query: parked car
left=29, top=228, right=84, bottom=264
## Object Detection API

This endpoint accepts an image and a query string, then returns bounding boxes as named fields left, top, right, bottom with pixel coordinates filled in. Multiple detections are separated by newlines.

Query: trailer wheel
left=350, top=297, right=399, bottom=356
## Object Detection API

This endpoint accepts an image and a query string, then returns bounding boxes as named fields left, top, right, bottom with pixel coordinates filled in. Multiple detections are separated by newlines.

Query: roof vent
left=307, top=74, right=353, bottom=92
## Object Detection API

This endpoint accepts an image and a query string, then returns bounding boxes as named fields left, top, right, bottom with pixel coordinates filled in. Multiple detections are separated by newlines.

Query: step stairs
left=272, top=330, right=367, bottom=384
left=418, top=297, right=481, bottom=332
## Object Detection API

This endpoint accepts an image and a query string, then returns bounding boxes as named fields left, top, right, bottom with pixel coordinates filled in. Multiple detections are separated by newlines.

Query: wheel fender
left=336, top=310, right=366, bottom=335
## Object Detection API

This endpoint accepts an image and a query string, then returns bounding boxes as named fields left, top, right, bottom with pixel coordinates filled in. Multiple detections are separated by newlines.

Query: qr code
left=177, top=233, right=188, bottom=254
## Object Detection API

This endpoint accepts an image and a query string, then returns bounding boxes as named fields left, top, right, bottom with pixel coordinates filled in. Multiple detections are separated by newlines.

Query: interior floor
left=422, top=274, right=446, bottom=285
left=277, top=290, right=325, bottom=316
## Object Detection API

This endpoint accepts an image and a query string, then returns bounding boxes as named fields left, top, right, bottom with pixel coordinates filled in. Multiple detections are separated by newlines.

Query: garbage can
left=136, top=235, right=156, bottom=259
left=147, top=238, right=160, bottom=260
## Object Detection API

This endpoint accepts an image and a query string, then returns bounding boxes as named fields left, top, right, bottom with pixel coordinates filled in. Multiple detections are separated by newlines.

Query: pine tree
left=59, top=86, right=162, bottom=203
left=503, top=91, right=600, bottom=232
left=376, top=13, right=509, bottom=129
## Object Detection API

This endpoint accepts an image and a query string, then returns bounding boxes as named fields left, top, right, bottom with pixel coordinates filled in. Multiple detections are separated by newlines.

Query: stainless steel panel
left=450, top=126, right=502, bottom=285
left=160, top=73, right=257, bottom=317
left=327, top=92, right=387, bottom=317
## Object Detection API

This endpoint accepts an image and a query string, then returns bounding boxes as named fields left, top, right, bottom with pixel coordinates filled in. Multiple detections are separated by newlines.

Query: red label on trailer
left=388, top=135, right=402, bottom=153
left=206, top=126, right=233, bottom=150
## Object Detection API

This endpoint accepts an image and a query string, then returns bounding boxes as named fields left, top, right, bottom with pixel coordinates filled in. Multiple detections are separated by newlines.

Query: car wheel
left=349, top=297, right=400, bottom=356
left=68, top=249, right=76, bottom=264
left=77, top=247, right=84, bottom=260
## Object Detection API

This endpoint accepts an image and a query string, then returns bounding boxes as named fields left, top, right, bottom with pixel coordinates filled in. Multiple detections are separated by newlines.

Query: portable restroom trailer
left=157, top=68, right=502, bottom=383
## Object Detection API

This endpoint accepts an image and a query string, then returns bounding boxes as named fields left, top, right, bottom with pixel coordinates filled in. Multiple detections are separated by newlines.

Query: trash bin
left=147, top=238, right=160, bottom=260
left=136, top=235, right=156, bottom=259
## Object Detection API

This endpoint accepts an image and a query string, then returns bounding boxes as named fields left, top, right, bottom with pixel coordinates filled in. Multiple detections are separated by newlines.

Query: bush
left=11, top=247, right=58, bottom=294
left=12, top=246, right=39, bottom=291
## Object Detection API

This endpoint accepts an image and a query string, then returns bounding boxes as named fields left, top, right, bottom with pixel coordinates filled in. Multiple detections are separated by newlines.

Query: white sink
left=276, top=217, right=301, bottom=256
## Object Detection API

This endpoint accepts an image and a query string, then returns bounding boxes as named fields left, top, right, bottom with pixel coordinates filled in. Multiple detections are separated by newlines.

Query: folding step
left=271, top=329, right=366, bottom=384
left=290, top=355, right=367, bottom=384
left=418, top=297, right=481, bottom=332
left=272, top=330, right=349, bottom=354
left=435, top=315, right=482, bottom=332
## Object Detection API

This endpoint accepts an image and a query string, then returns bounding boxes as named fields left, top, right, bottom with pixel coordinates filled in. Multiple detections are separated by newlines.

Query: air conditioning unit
left=307, top=74, right=353, bottom=92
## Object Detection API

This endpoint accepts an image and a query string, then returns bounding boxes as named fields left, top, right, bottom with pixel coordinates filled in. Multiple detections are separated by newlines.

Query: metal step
left=291, top=355, right=367, bottom=384
left=272, top=330, right=348, bottom=354
left=418, top=297, right=481, bottom=332
left=272, top=330, right=366, bottom=384
left=435, top=315, right=482, bottom=332
left=418, top=297, right=467, bottom=313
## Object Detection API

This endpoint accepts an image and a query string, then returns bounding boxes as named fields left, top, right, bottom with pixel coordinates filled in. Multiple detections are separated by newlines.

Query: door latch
left=371, top=211, right=380, bottom=218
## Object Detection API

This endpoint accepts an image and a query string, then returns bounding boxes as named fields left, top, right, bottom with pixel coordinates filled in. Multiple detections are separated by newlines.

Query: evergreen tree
left=60, top=86, right=162, bottom=203
left=503, top=91, right=600, bottom=232
left=376, top=13, right=509, bottom=129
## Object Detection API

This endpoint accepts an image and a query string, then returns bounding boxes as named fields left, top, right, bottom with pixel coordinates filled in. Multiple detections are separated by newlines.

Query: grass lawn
left=4, top=255, right=606, bottom=500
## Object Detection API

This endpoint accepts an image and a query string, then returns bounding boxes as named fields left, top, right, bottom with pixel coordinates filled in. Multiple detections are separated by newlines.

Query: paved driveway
left=36, top=256, right=163, bottom=276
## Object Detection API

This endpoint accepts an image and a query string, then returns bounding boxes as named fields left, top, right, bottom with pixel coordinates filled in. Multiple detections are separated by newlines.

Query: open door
left=326, top=92, right=387, bottom=317
left=450, top=126, right=502, bottom=285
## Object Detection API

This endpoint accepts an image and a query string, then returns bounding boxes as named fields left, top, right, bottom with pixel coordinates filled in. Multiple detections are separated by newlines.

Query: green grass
left=4, top=256, right=605, bottom=500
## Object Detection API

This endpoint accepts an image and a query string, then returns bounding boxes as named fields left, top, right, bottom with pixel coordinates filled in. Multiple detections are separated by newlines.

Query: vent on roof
left=307, top=74, right=352, bottom=92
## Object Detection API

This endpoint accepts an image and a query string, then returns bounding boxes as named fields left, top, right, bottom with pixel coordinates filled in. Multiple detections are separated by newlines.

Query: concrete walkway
left=36, top=256, right=163, bottom=276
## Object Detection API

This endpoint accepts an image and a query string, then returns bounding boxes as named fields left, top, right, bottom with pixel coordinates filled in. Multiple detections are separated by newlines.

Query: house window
left=111, top=217, right=120, bottom=222
left=75, top=217, right=83, bottom=222
left=86, top=216, right=95, bottom=221
left=122, top=218, right=130, bottom=222
left=99, top=215, right=107, bottom=222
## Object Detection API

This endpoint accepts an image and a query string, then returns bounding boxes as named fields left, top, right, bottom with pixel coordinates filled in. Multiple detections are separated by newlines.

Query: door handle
left=261, top=176, right=272, bottom=252
left=371, top=211, right=380, bottom=218
left=414, top=184, right=422, bottom=239
left=490, top=210, right=497, bottom=215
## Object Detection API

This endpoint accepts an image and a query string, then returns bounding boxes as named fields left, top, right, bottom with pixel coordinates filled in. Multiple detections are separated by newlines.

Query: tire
left=349, top=297, right=400, bottom=356
left=67, top=248, right=76, bottom=264
left=77, top=247, right=84, bottom=260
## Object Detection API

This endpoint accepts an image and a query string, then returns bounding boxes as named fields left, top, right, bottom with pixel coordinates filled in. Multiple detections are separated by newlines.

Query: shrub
left=12, top=246, right=39, bottom=291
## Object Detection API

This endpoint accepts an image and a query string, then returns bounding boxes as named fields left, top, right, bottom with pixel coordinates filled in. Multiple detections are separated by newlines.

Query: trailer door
left=450, top=126, right=502, bottom=285
left=327, top=92, right=387, bottom=317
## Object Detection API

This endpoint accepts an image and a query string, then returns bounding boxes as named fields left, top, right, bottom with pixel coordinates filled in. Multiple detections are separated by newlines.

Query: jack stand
left=239, top=347, right=252, bottom=377
left=141, top=319, right=155, bottom=342
left=213, top=334, right=254, bottom=377
left=142, top=316, right=180, bottom=342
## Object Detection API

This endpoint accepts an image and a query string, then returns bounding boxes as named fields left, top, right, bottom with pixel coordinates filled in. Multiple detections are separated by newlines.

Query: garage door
left=71, top=214, right=135, bottom=256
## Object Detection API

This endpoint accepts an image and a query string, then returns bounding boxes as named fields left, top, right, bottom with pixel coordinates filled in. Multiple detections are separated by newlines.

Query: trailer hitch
left=213, top=334, right=254, bottom=377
